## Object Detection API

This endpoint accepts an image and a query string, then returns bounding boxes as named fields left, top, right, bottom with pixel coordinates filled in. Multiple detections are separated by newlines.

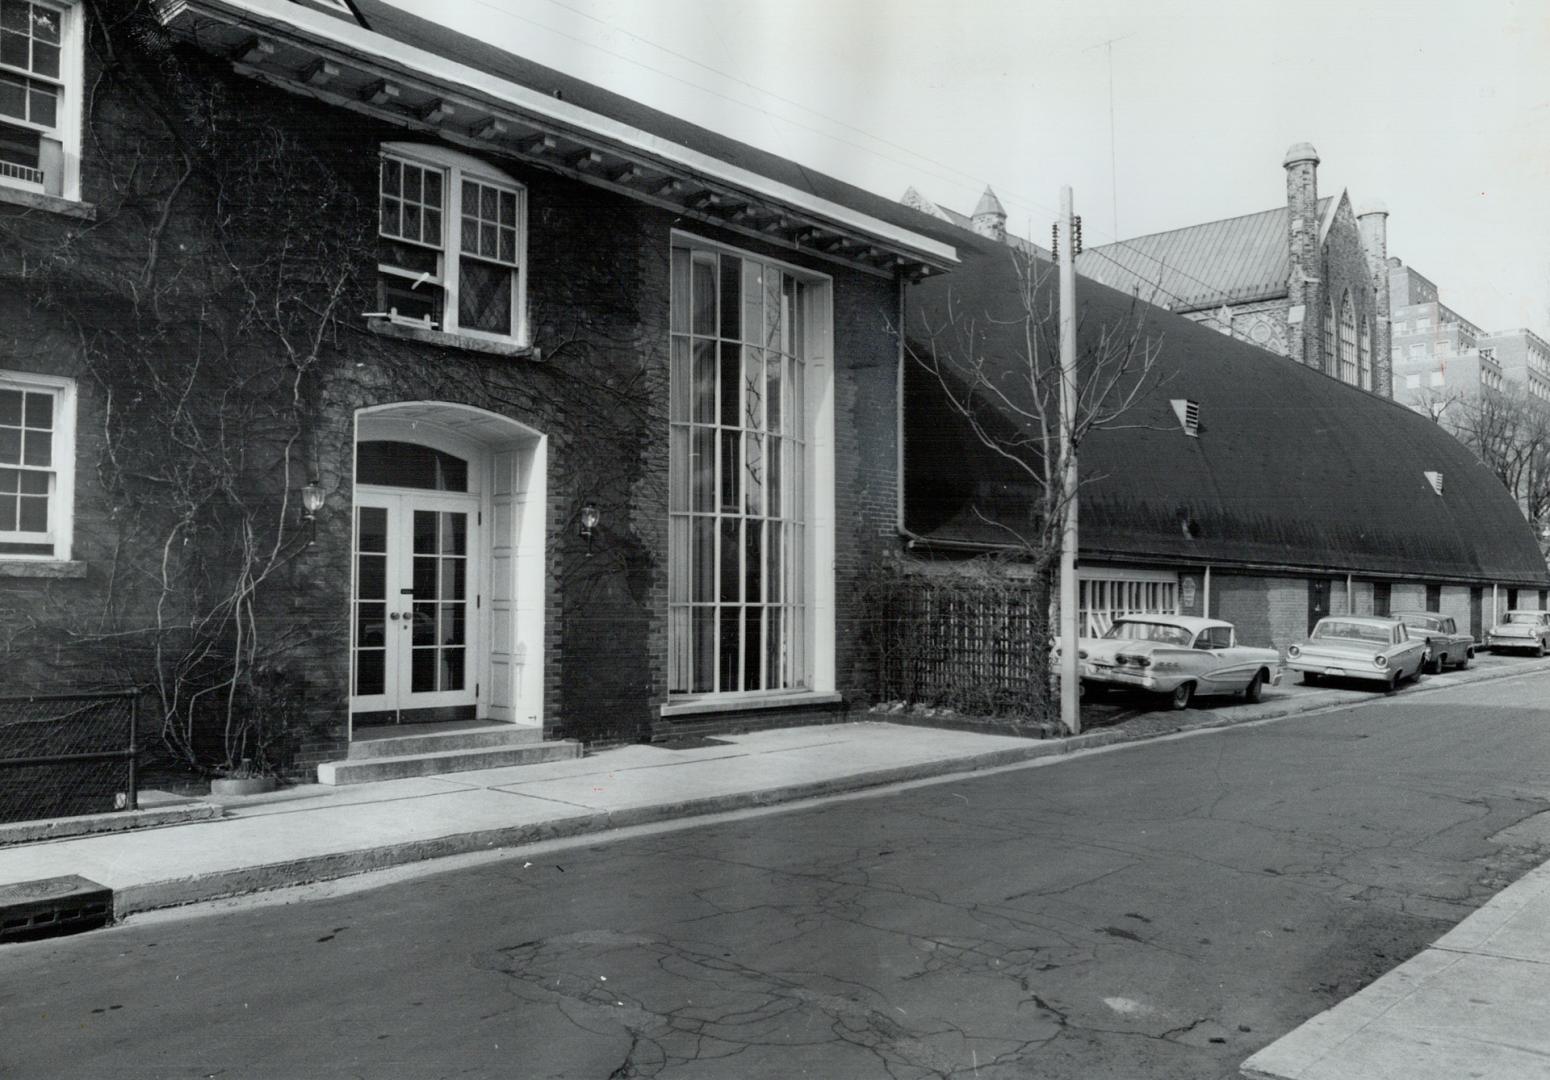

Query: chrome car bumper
left=1286, top=659, right=1391, bottom=683
left=1080, top=665, right=1177, bottom=692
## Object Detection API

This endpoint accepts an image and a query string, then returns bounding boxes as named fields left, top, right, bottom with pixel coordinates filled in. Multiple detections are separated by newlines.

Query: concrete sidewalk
left=0, top=652, right=1544, bottom=927
left=1242, top=852, right=1550, bottom=1079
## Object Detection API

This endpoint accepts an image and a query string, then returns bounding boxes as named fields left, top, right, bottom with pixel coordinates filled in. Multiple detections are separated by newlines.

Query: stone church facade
left=904, top=144, right=1394, bottom=399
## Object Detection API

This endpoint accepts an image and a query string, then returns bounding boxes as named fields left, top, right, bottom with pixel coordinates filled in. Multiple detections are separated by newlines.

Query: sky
left=395, top=0, right=1550, bottom=335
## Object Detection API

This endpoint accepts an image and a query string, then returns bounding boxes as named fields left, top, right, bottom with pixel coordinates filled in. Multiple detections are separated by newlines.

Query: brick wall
left=0, top=46, right=907, bottom=770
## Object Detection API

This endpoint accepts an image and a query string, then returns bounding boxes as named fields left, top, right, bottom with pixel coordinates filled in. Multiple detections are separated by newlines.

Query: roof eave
left=157, top=0, right=958, bottom=279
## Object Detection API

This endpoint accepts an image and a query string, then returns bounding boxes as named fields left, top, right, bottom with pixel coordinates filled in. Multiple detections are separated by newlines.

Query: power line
left=426, top=2, right=1287, bottom=326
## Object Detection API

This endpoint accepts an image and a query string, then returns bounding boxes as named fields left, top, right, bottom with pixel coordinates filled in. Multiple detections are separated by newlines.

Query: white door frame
left=350, top=404, right=547, bottom=738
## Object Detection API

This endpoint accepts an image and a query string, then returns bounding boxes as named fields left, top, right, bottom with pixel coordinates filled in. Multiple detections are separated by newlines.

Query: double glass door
left=352, top=491, right=480, bottom=725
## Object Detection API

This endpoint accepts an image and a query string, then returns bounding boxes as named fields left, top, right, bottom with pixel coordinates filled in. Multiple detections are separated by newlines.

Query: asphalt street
left=4, top=670, right=1549, bottom=1080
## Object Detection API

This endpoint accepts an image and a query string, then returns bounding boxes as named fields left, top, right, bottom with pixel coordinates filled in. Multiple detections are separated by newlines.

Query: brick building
left=0, top=0, right=960, bottom=787
left=1388, top=259, right=1550, bottom=408
left=901, top=234, right=1550, bottom=658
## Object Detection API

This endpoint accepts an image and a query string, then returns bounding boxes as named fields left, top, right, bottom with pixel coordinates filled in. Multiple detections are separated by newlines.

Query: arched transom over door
left=351, top=405, right=545, bottom=730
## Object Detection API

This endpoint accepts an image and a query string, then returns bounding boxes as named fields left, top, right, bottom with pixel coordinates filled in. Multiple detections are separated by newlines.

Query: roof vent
left=1424, top=470, right=1443, bottom=495
left=1171, top=399, right=1200, bottom=437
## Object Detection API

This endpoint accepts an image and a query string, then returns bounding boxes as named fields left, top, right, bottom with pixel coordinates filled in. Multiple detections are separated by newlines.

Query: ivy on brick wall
left=0, top=0, right=379, bottom=775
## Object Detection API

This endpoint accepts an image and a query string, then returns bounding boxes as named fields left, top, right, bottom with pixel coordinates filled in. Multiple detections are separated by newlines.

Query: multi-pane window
left=1322, top=299, right=1335, bottom=370
left=0, top=371, right=72, bottom=559
left=1358, top=317, right=1372, bottom=390
left=1338, top=293, right=1357, bottom=385
left=0, top=0, right=75, bottom=197
left=378, top=144, right=525, bottom=343
left=669, top=242, right=810, bottom=696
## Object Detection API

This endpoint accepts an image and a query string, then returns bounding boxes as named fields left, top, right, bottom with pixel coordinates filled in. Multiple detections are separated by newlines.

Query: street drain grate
left=656, top=736, right=733, bottom=750
left=0, top=875, right=112, bottom=943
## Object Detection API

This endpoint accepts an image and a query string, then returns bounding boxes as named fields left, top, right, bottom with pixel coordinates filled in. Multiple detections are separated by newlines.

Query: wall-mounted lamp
left=579, top=502, right=600, bottom=555
left=301, top=481, right=325, bottom=544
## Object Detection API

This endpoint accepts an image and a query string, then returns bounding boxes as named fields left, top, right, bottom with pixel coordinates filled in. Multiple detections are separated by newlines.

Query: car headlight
left=1078, top=649, right=1088, bottom=660
left=1287, top=644, right=1301, bottom=659
left=1374, top=655, right=1388, bottom=668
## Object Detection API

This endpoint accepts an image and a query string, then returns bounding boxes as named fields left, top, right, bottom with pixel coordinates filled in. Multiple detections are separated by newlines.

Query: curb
left=95, top=655, right=1550, bottom=917
left=0, top=803, right=220, bottom=849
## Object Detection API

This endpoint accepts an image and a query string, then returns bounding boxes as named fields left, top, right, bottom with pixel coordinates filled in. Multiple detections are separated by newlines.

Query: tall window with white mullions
left=668, top=241, right=827, bottom=698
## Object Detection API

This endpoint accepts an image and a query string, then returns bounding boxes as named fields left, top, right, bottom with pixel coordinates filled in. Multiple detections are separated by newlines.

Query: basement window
left=1170, top=398, right=1200, bottom=437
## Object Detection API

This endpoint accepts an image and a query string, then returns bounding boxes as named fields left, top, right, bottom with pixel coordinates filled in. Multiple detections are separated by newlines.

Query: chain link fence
left=0, top=691, right=140, bottom=825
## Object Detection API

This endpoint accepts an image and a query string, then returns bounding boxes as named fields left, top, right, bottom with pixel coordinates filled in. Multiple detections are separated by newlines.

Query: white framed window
left=1429, top=370, right=1444, bottom=387
left=1405, top=373, right=1420, bottom=390
left=0, top=370, right=74, bottom=560
left=667, top=236, right=832, bottom=700
left=377, top=142, right=527, bottom=344
left=0, top=0, right=81, bottom=200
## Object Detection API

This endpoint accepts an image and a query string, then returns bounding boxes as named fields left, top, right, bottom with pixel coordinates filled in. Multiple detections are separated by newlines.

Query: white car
left=1485, top=609, right=1550, bottom=656
left=1078, top=615, right=1282, bottom=710
left=1287, top=616, right=1428, bottom=690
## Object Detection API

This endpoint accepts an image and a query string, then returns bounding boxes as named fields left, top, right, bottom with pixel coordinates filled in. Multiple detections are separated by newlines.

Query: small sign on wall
left=1181, top=575, right=1199, bottom=612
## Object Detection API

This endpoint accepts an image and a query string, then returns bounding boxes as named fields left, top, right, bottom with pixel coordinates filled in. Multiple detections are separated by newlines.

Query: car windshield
left=1313, top=620, right=1392, bottom=645
left=1103, top=621, right=1193, bottom=647
left=1398, top=615, right=1439, bottom=631
left=1505, top=612, right=1545, bottom=625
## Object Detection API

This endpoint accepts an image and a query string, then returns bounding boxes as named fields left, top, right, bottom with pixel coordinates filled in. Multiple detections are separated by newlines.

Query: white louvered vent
left=1170, top=398, right=1200, bottom=437
left=1424, top=470, right=1443, bottom=495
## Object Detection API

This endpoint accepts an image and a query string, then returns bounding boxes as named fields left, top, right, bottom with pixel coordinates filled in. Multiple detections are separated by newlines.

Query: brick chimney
left=971, top=186, right=1007, bottom=243
left=1283, top=142, right=1322, bottom=370
left=1358, top=200, right=1392, bottom=398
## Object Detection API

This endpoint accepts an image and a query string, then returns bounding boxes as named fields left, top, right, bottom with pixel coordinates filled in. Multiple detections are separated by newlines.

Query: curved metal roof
left=904, top=241, right=1550, bottom=587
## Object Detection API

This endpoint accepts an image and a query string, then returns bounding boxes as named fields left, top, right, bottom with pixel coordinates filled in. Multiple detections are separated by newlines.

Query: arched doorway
left=350, top=403, right=545, bottom=735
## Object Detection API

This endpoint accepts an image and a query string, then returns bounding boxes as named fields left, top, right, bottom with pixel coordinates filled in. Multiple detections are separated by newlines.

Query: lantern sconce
left=301, top=480, right=326, bottom=544
left=579, top=502, right=601, bottom=555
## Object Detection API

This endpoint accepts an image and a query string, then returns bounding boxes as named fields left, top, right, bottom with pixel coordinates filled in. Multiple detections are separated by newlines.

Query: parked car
left=1484, top=609, right=1550, bottom=656
left=1393, top=611, right=1474, bottom=673
left=1078, top=615, right=1281, bottom=710
left=1287, top=616, right=1427, bottom=690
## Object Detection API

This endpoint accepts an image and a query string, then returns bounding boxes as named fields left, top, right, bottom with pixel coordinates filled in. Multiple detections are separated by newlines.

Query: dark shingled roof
left=336, top=0, right=968, bottom=252
left=903, top=240, right=1550, bottom=587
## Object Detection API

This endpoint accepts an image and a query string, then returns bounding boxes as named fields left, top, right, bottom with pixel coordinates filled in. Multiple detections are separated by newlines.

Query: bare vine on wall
left=1, top=0, right=377, bottom=774
left=1, top=0, right=676, bottom=765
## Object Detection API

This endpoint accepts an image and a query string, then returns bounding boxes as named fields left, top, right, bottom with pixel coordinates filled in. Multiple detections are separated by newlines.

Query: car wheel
left=1243, top=671, right=1264, bottom=703
left=1386, top=669, right=1401, bottom=692
left=1456, top=651, right=1471, bottom=671
left=1168, top=682, right=1194, bottom=710
left=1537, top=640, right=1547, bottom=658
left=1427, top=651, right=1445, bottom=675
left=1301, top=672, right=1321, bottom=687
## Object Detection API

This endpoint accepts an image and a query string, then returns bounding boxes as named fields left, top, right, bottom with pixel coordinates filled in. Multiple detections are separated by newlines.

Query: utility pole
left=1057, top=186, right=1080, bottom=735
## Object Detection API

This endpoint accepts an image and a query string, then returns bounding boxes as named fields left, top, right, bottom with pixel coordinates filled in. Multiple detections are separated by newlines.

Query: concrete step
left=346, top=725, right=543, bottom=760
left=317, top=740, right=582, bottom=785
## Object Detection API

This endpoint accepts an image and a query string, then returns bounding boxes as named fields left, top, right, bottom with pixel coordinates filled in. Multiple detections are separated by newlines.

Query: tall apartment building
left=1389, top=260, right=1550, bottom=407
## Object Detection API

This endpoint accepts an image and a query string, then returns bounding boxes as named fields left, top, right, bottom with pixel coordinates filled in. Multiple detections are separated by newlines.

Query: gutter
left=159, top=0, right=958, bottom=270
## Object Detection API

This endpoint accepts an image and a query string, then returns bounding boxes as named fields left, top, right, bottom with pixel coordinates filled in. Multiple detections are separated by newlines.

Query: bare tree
left=1430, top=388, right=1550, bottom=530
left=898, top=249, right=1165, bottom=727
